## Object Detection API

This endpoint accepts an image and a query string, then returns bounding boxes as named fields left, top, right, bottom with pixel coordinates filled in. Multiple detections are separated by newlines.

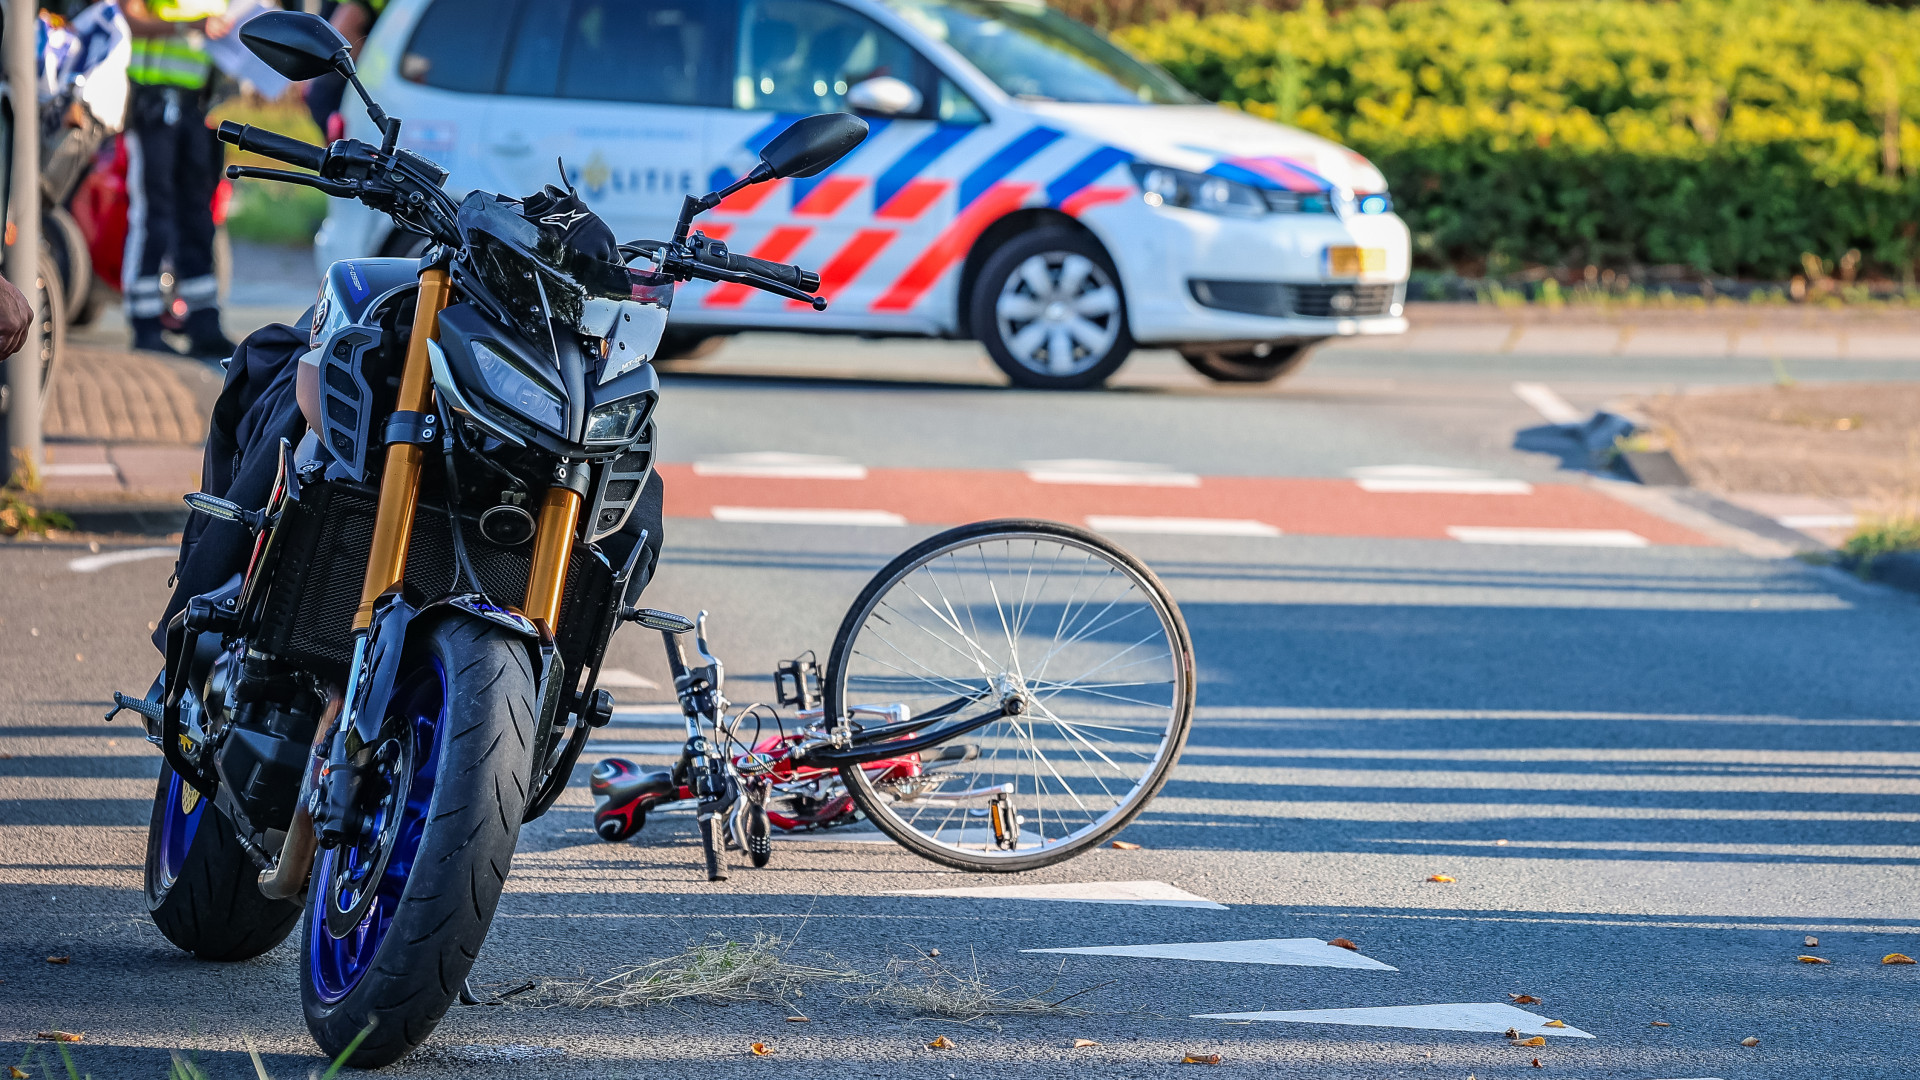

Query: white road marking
left=609, top=707, right=683, bottom=722
left=1512, top=381, right=1587, bottom=425
left=42, top=463, right=118, bottom=478
left=595, top=667, right=660, bottom=690
left=1025, top=938, right=1396, bottom=971
left=887, top=880, right=1227, bottom=909
left=1087, top=515, right=1280, bottom=537
left=781, top=825, right=1047, bottom=847
left=1777, top=514, right=1856, bottom=529
left=68, top=546, right=175, bottom=573
left=712, top=506, right=907, bottom=527
left=1448, top=526, right=1649, bottom=548
left=1194, top=1002, right=1594, bottom=1038
left=1023, top=459, right=1201, bottom=487
left=1348, top=465, right=1492, bottom=479
left=583, top=742, right=685, bottom=755
left=1358, top=478, right=1533, bottom=495
left=692, top=452, right=867, bottom=480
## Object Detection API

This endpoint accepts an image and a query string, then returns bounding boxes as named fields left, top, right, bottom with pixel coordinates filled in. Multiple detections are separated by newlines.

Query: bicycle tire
left=827, top=519, right=1194, bottom=872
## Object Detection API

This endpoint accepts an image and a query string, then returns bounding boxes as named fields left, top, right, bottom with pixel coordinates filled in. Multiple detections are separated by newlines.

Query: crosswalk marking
left=1024, top=938, right=1395, bottom=970
left=1193, top=1002, right=1594, bottom=1038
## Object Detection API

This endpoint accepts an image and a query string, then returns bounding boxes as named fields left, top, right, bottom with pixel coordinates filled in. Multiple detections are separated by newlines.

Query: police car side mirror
left=240, top=10, right=355, bottom=82
left=846, top=77, right=923, bottom=118
left=759, top=113, right=870, bottom=180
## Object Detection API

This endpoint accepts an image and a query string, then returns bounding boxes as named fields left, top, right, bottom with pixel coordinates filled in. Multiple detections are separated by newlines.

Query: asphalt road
left=5, top=330, right=1920, bottom=1080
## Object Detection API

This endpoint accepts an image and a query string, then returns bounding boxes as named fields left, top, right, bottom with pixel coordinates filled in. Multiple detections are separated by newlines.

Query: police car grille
left=1189, top=280, right=1395, bottom=319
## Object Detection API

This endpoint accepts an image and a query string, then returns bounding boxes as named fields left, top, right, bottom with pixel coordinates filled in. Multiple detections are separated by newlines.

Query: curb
left=1853, top=550, right=1920, bottom=596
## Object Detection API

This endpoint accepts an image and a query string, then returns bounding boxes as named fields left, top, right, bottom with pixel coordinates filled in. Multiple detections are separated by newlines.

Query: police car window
left=500, top=1, right=735, bottom=104
left=400, top=0, right=518, bottom=94
left=738, top=0, right=935, bottom=118
left=881, top=0, right=1196, bottom=105
left=559, top=2, right=736, bottom=105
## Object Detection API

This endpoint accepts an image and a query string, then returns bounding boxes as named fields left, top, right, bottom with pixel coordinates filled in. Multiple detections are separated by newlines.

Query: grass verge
left=1844, top=516, right=1920, bottom=577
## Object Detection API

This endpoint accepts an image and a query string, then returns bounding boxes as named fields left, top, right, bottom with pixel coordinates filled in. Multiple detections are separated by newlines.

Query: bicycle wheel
left=827, top=519, right=1193, bottom=872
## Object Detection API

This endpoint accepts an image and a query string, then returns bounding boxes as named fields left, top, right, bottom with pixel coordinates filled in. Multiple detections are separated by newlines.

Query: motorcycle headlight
left=1130, top=163, right=1267, bottom=218
left=471, top=340, right=564, bottom=435
left=584, top=394, right=652, bottom=445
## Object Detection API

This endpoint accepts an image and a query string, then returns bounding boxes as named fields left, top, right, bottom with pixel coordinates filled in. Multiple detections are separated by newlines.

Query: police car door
left=482, top=0, right=737, bottom=247
left=697, top=0, right=985, bottom=333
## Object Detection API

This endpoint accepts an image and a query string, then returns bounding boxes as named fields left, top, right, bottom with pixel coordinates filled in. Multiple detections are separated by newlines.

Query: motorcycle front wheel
left=301, top=616, right=536, bottom=1067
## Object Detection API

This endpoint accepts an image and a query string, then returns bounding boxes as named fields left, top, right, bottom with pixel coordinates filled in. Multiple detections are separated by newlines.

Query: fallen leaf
left=784, top=1016, right=808, bottom=1023
left=1741, top=1036, right=1760, bottom=1047
left=1504, top=1028, right=1519, bottom=1040
left=1327, top=938, right=1360, bottom=951
left=1427, top=874, right=1455, bottom=883
left=1796, top=955, right=1830, bottom=964
left=34, top=1032, right=82, bottom=1043
left=1884, top=953, right=1917, bottom=965
left=1509, top=994, right=1541, bottom=1004
left=1072, top=1039, right=1099, bottom=1049
left=1495, top=838, right=1510, bottom=846
left=927, top=1037, right=954, bottom=1050
left=749, top=1043, right=772, bottom=1056
left=1181, top=1054, right=1221, bottom=1066
left=45, top=956, right=68, bottom=964
left=1805, top=936, right=1819, bottom=947
left=1543, top=1020, right=1566, bottom=1029
left=1512, top=1036, right=1546, bottom=1048
left=1110, top=840, right=1142, bottom=850
left=10, top=1067, right=28, bottom=1079
left=1531, top=1058, right=1543, bottom=1068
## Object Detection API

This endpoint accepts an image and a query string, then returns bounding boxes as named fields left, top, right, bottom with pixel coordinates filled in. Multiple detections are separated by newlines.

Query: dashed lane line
left=1086, top=515, right=1281, bottom=537
left=711, top=506, right=908, bottom=527
left=68, top=546, right=176, bottom=573
left=1194, top=1002, right=1594, bottom=1038
left=1447, top=526, right=1649, bottom=547
left=888, top=879, right=1227, bottom=909
left=1025, top=937, right=1396, bottom=971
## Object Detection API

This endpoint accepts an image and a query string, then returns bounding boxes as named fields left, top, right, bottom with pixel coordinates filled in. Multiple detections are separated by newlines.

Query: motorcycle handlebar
left=216, top=121, right=326, bottom=173
left=698, top=247, right=820, bottom=293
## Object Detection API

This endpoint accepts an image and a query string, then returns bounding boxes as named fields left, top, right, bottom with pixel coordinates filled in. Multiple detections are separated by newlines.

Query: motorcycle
left=104, top=10, right=867, bottom=1067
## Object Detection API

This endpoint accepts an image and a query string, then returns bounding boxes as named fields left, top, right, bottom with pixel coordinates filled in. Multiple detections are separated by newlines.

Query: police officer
left=121, top=0, right=235, bottom=360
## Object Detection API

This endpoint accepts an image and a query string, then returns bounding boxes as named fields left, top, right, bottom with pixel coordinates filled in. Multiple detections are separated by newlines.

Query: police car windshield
left=882, top=0, right=1197, bottom=105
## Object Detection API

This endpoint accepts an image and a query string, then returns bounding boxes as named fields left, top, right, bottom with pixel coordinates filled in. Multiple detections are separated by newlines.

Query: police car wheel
left=973, top=230, right=1131, bottom=390
left=1179, top=340, right=1321, bottom=384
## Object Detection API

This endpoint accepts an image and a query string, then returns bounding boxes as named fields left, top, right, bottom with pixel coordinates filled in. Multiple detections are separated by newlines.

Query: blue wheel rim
left=157, top=769, right=206, bottom=889
left=307, top=660, right=445, bottom=1004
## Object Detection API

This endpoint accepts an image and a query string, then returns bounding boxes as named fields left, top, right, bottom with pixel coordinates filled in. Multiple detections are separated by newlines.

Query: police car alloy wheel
left=973, top=229, right=1132, bottom=390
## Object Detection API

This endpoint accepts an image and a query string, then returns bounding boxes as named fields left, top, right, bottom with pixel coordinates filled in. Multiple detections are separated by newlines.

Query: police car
left=316, top=0, right=1410, bottom=388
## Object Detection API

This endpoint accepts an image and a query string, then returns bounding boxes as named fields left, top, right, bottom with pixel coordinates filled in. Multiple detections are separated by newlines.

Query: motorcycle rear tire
left=144, top=760, right=302, bottom=961
left=300, top=616, right=536, bottom=1067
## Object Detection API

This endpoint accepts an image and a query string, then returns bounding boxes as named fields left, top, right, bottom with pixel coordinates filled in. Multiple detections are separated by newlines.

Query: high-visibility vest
left=129, top=0, right=225, bottom=90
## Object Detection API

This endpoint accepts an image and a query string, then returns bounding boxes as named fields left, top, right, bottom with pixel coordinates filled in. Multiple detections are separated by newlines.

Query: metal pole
left=5, top=0, right=42, bottom=475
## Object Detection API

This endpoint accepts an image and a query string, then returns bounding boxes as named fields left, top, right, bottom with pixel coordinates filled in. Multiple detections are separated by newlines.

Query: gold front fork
left=355, top=269, right=451, bottom=629
left=355, top=266, right=584, bottom=635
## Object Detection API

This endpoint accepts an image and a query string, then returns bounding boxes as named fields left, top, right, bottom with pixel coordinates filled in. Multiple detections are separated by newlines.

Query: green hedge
left=1119, top=0, right=1920, bottom=279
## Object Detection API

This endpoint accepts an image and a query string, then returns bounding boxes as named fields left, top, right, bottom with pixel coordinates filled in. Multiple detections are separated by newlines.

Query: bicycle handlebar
left=216, top=121, right=326, bottom=173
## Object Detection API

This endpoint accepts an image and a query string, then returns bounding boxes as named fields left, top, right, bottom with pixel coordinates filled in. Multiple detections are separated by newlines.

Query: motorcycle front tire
left=301, top=616, right=537, bottom=1067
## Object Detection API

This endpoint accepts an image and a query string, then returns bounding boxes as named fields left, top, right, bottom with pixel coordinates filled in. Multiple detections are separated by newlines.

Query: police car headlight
left=585, top=394, right=652, bottom=445
left=1130, top=163, right=1267, bottom=218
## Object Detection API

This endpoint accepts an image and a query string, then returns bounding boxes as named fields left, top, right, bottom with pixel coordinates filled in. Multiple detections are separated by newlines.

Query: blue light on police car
left=1359, top=194, right=1391, bottom=215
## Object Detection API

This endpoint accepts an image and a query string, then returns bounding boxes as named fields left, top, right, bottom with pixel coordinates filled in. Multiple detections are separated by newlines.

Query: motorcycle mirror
left=622, top=607, right=696, bottom=634
left=758, top=113, right=870, bottom=180
left=239, top=10, right=355, bottom=82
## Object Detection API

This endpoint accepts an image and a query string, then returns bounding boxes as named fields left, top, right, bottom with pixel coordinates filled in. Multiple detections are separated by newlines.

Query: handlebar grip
left=217, top=121, right=326, bottom=173
left=723, top=251, right=820, bottom=293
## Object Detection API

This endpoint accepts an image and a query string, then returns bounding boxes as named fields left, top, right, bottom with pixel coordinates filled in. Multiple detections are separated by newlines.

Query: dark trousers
left=123, top=84, right=220, bottom=320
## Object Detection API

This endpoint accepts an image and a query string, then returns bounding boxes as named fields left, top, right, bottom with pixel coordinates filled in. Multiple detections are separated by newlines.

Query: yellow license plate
left=1327, top=246, right=1386, bottom=276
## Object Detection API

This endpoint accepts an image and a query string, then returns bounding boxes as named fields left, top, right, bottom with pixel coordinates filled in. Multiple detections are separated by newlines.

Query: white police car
left=316, top=0, right=1410, bottom=388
